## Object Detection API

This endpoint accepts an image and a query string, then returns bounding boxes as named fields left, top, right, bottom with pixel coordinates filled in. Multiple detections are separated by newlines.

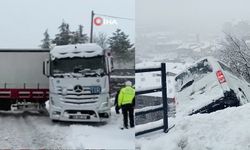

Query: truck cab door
left=106, top=53, right=113, bottom=74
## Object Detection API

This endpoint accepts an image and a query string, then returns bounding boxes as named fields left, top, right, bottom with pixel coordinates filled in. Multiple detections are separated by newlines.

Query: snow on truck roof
left=50, top=43, right=104, bottom=60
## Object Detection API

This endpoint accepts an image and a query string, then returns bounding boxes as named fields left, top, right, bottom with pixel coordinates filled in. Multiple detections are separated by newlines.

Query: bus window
left=175, top=59, right=213, bottom=92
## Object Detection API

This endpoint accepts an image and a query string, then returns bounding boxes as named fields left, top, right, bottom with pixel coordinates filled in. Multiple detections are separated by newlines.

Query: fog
left=136, top=0, right=250, bottom=36
left=135, top=0, right=250, bottom=61
left=0, top=0, right=134, bottom=48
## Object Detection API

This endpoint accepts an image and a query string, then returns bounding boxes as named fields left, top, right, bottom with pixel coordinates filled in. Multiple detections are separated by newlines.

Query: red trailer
left=0, top=49, right=49, bottom=111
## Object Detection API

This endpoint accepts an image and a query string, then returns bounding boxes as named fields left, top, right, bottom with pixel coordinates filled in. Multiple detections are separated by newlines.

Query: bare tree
left=219, top=33, right=250, bottom=82
left=93, top=32, right=108, bottom=49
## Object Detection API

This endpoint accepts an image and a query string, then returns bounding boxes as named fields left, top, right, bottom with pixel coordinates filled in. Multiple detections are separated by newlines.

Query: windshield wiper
left=180, top=80, right=194, bottom=92
left=52, top=73, right=65, bottom=78
left=54, top=68, right=104, bottom=78
left=78, top=69, right=104, bottom=77
left=53, top=72, right=81, bottom=78
left=81, top=71, right=100, bottom=77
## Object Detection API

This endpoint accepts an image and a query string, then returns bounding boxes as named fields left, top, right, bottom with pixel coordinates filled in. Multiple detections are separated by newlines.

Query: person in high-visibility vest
left=118, top=81, right=135, bottom=129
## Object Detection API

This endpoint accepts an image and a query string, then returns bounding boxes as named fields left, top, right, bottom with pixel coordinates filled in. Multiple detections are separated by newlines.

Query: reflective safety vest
left=118, top=86, right=135, bottom=107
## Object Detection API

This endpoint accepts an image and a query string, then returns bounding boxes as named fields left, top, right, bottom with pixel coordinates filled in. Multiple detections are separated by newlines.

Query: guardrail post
left=135, top=63, right=170, bottom=136
left=161, top=63, right=168, bottom=132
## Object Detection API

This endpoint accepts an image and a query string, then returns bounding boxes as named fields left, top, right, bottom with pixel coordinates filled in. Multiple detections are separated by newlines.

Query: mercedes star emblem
left=74, top=85, right=83, bottom=93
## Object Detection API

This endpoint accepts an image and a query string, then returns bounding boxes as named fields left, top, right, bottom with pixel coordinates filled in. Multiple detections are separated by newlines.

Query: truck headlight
left=52, top=111, right=61, bottom=118
left=101, top=102, right=109, bottom=108
left=52, top=111, right=61, bottom=115
left=100, top=98, right=109, bottom=109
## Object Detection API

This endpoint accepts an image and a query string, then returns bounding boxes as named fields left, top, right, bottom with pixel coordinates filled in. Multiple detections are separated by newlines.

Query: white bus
left=175, top=57, right=250, bottom=116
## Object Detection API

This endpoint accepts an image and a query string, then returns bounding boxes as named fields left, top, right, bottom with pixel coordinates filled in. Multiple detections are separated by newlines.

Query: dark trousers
left=121, top=104, right=134, bottom=128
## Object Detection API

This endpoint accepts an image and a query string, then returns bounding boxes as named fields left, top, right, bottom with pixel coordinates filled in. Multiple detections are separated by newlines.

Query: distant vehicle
left=0, top=49, right=49, bottom=112
left=43, top=43, right=113, bottom=122
left=175, top=57, right=250, bottom=115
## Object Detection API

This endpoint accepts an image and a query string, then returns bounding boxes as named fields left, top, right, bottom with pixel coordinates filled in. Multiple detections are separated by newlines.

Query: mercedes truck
left=43, top=43, right=113, bottom=122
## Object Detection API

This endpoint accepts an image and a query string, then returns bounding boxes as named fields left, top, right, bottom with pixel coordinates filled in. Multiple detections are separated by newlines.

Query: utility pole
left=90, top=10, right=94, bottom=43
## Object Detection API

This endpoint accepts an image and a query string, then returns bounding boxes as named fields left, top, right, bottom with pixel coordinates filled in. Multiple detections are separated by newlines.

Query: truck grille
left=56, top=86, right=100, bottom=104
left=62, top=95, right=98, bottom=104
left=64, top=96, right=98, bottom=100
left=58, top=93, right=98, bottom=96
left=57, top=86, right=101, bottom=95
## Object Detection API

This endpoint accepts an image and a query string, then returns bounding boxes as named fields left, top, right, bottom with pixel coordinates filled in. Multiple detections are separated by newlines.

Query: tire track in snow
left=23, top=116, right=68, bottom=149
left=0, top=111, right=69, bottom=149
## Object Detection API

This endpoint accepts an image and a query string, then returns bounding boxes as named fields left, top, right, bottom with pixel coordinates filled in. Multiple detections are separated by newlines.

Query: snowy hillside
left=136, top=31, right=222, bottom=64
left=137, top=103, right=250, bottom=150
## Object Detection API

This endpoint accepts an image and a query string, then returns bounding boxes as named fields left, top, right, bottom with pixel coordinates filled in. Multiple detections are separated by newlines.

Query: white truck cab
left=44, top=43, right=113, bottom=122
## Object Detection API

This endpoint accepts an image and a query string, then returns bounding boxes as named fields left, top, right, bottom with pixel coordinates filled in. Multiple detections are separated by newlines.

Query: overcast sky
left=0, top=0, right=134, bottom=48
left=136, top=0, right=250, bottom=35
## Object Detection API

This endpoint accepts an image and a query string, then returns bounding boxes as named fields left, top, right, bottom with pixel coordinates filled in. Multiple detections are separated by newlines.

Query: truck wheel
left=37, top=103, right=48, bottom=116
left=38, top=108, right=49, bottom=116
left=0, top=100, right=11, bottom=111
left=51, top=119, right=59, bottom=123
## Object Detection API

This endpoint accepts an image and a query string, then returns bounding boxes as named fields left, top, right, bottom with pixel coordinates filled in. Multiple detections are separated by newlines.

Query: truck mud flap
left=189, top=90, right=239, bottom=115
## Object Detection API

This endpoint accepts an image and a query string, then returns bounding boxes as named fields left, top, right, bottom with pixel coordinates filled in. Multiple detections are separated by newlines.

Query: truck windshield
left=175, top=59, right=213, bottom=92
left=51, top=56, right=106, bottom=77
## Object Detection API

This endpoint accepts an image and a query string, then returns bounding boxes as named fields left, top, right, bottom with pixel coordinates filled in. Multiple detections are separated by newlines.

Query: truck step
left=11, top=102, right=45, bottom=112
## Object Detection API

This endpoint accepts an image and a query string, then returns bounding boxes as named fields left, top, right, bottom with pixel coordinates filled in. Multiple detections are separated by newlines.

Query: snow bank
left=136, top=117, right=175, bottom=134
left=50, top=43, right=103, bottom=60
left=137, top=104, right=250, bottom=150
left=66, top=123, right=134, bottom=149
left=64, top=107, right=134, bottom=149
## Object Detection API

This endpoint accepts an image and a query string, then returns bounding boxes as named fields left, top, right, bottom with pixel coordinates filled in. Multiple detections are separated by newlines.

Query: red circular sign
left=94, top=17, right=103, bottom=26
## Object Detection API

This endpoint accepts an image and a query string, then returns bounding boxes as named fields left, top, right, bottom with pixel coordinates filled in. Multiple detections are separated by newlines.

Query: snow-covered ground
left=0, top=107, right=134, bottom=149
left=137, top=103, right=250, bottom=150
left=135, top=59, right=250, bottom=150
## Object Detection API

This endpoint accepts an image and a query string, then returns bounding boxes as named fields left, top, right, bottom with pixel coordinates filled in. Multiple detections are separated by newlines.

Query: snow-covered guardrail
left=135, top=64, right=161, bottom=70
left=110, top=75, right=135, bottom=79
left=135, top=104, right=163, bottom=115
left=136, top=85, right=162, bottom=95
left=135, top=63, right=169, bottom=136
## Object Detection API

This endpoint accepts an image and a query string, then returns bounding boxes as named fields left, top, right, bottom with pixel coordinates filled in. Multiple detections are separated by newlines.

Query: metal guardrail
left=135, top=63, right=169, bottom=136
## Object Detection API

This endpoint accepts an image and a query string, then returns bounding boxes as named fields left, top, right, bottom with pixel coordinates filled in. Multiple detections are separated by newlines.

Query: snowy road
left=0, top=108, right=134, bottom=149
left=0, top=112, right=65, bottom=148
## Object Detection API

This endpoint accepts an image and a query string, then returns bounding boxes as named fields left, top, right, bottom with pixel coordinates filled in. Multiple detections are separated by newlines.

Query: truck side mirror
left=43, top=59, right=50, bottom=77
left=107, top=57, right=114, bottom=73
